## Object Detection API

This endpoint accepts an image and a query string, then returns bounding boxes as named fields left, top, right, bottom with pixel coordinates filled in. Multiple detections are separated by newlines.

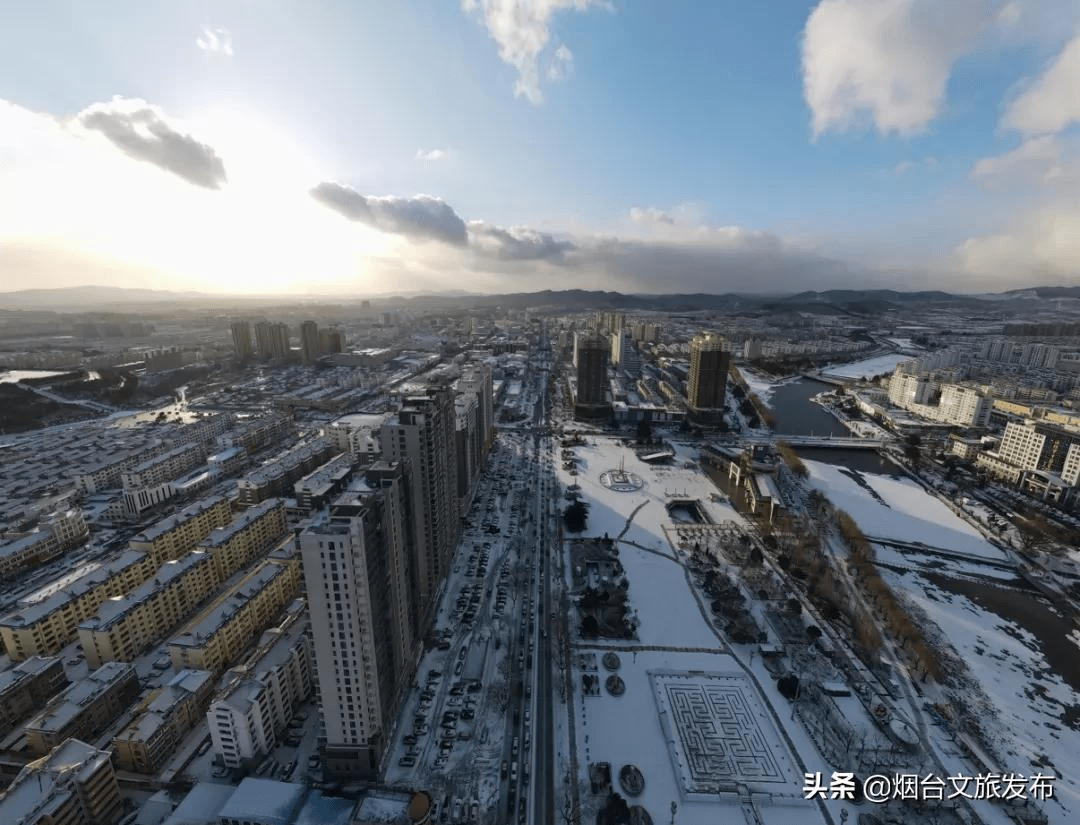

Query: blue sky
left=1, top=0, right=1078, bottom=295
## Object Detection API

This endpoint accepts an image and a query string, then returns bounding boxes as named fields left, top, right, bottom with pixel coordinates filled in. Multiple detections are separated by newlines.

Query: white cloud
left=962, top=131, right=1080, bottom=282
left=78, top=98, right=228, bottom=189
left=310, top=182, right=469, bottom=245
left=0, top=98, right=393, bottom=295
left=196, top=25, right=233, bottom=56
left=547, top=44, right=574, bottom=82
left=461, top=0, right=609, bottom=104
left=1002, top=30, right=1080, bottom=136
left=416, top=148, right=448, bottom=161
left=802, top=0, right=1005, bottom=136
left=959, top=200, right=1080, bottom=280
left=467, top=221, right=576, bottom=261
left=972, top=135, right=1080, bottom=189
left=629, top=206, right=674, bottom=225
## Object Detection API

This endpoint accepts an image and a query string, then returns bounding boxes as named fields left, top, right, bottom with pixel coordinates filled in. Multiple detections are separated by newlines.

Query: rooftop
left=130, top=494, right=229, bottom=544
left=26, top=661, right=136, bottom=735
left=169, top=561, right=291, bottom=648
left=200, top=499, right=283, bottom=548
left=0, top=739, right=114, bottom=825
left=217, top=778, right=305, bottom=825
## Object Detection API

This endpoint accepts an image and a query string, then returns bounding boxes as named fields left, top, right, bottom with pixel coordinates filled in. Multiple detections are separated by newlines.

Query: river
left=761, top=374, right=1080, bottom=719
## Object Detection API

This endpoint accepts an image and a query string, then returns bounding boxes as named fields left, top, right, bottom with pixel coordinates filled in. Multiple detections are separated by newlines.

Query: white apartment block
left=300, top=464, right=415, bottom=779
left=1062, top=443, right=1080, bottom=487
left=936, top=384, right=992, bottom=427
left=888, top=367, right=936, bottom=407
left=208, top=602, right=313, bottom=769
left=998, top=421, right=1051, bottom=471
left=325, top=414, right=387, bottom=466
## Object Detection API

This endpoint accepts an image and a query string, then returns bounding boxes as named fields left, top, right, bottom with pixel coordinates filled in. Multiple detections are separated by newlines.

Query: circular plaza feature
left=599, top=469, right=643, bottom=492
left=606, top=674, right=626, bottom=696
left=602, top=652, right=621, bottom=671
left=620, top=764, right=645, bottom=796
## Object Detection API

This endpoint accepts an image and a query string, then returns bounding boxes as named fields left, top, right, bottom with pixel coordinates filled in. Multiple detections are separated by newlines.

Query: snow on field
left=739, top=369, right=782, bottom=408
left=821, top=353, right=909, bottom=380
left=804, top=459, right=1006, bottom=561
left=556, top=438, right=832, bottom=825
left=882, top=568, right=1080, bottom=823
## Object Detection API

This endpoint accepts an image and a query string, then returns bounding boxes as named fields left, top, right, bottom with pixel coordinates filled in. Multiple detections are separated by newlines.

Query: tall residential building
left=231, top=321, right=254, bottom=360
left=301, top=320, right=320, bottom=364
left=611, top=330, right=641, bottom=377
left=1020, top=343, right=1060, bottom=370
left=687, top=333, right=730, bottom=422
left=300, top=463, right=415, bottom=779
left=320, top=328, right=346, bottom=354
left=937, top=384, right=992, bottom=427
left=380, top=386, right=457, bottom=633
left=459, top=364, right=494, bottom=454
left=254, top=321, right=291, bottom=361
left=573, top=332, right=610, bottom=419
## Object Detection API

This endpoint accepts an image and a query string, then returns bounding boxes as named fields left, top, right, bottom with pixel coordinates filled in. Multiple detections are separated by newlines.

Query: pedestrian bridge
left=740, top=435, right=891, bottom=449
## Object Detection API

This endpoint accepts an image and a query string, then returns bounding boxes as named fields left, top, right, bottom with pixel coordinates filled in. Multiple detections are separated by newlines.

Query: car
left=399, top=755, right=416, bottom=767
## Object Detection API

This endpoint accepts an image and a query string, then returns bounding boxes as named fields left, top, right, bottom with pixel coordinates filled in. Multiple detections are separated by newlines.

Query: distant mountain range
left=0, top=283, right=1078, bottom=314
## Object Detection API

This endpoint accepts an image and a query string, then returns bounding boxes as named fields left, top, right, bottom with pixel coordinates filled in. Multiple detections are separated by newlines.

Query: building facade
left=207, top=602, right=314, bottom=769
left=300, top=463, right=416, bottom=779
left=0, top=739, right=122, bottom=825
left=687, top=333, right=730, bottom=423
left=24, top=661, right=140, bottom=755
left=380, top=386, right=457, bottom=633
left=167, top=558, right=302, bottom=674
left=112, top=669, right=214, bottom=774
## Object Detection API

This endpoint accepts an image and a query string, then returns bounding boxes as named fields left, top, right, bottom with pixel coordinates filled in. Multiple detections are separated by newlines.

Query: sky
left=1, top=0, right=1079, bottom=297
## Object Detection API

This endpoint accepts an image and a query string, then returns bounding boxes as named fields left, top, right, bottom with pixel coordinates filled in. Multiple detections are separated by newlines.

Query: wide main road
left=526, top=363, right=557, bottom=825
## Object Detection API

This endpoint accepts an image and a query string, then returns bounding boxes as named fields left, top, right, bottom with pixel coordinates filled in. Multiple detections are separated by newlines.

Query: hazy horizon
left=2, top=1, right=1079, bottom=297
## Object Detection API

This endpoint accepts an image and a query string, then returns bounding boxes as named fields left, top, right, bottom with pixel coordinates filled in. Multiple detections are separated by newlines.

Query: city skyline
left=2, top=1, right=1079, bottom=298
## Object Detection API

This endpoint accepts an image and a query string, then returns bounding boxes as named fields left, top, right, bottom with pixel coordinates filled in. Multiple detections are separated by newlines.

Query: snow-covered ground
left=555, top=438, right=832, bottom=825
left=803, top=455, right=1076, bottom=823
left=737, top=370, right=794, bottom=409
left=804, top=459, right=1006, bottom=562
left=821, top=353, right=909, bottom=380
left=881, top=567, right=1080, bottom=823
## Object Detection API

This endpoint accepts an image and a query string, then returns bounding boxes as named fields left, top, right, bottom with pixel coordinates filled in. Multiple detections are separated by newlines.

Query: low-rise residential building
left=0, top=656, right=69, bottom=735
left=112, top=669, right=215, bottom=774
left=24, top=661, right=140, bottom=755
left=237, top=438, right=335, bottom=506
left=162, top=778, right=353, bottom=825
left=167, top=558, right=302, bottom=674
left=219, top=413, right=294, bottom=455
left=949, top=435, right=983, bottom=461
left=0, top=739, right=122, bottom=825
left=127, top=494, right=234, bottom=566
left=122, top=443, right=208, bottom=517
left=293, top=453, right=355, bottom=513
left=79, top=551, right=218, bottom=667
left=0, top=509, right=88, bottom=577
left=207, top=601, right=313, bottom=768
left=121, top=443, right=206, bottom=490
left=198, top=499, right=288, bottom=582
left=0, top=550, right=154, bottom=660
